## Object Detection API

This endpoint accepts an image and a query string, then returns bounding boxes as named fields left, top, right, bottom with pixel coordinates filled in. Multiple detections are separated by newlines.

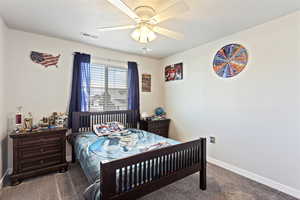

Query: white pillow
left=93, top=121, right=125, bottom=137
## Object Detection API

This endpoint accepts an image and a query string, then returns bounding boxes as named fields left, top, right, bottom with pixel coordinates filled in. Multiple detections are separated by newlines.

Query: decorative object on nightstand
left=9, top=128, right=68, bottom=186
left=14, top=111, right=68, bottom=133
left=154, top=107, right=166, bottom=116
left=141, top=112, right=150, bottom=120
left=15, top=106, right=23, bottom=130
left=140, top=119, right=171, bottom=138
left=24, top=112, right=33, bottom=130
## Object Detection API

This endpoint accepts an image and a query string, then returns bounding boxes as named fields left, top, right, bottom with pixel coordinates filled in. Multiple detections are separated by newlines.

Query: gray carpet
left=0, top=163, right=298, bottom=200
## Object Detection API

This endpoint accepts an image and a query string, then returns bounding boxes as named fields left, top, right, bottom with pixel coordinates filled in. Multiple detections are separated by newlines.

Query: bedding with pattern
left=71, top=129, right=180, bottom=200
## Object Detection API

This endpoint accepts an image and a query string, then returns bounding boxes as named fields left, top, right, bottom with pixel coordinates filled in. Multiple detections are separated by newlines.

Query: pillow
left=93, top=121, right=125, bottom=136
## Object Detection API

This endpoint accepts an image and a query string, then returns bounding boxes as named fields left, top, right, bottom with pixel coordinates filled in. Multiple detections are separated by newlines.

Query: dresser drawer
left=148, top=124, right=167, bottom=130
left=140, top=119, right=170, bottom=138
left=17, top=143, right=62, bottom=159
left=17, top=153, right=62, bottom=173
left=150, top=128, right=168, bottom=138
left=17, top=134, right=63, bottom=148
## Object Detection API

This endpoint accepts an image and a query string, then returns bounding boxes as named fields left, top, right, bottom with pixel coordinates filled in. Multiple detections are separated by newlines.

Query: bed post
left=100, top=162, right=116, bottom=200
left=71, top=112, right=80, bottom=163
left=71, top=146, right=76, bottom=163
left=200, top=138, right=207, bottom=190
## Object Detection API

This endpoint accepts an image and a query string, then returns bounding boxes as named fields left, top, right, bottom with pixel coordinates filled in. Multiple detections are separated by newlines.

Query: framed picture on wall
left=142, top=74, right=151, bottom=92
left=213, top=44, right=248, bottom=78
left=165, top=63, right=183, bottom=81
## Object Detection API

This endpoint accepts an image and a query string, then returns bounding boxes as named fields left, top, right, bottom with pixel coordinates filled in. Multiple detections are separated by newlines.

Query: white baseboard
left=2, top=156, right=299, bottom=198
left=0, top=168, right=11, bottom=189
left=207, top=157, right=300, bottom=199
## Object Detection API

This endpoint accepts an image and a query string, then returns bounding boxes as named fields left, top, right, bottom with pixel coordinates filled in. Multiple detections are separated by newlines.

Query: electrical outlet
left=209, top=136, right=216, bottom=144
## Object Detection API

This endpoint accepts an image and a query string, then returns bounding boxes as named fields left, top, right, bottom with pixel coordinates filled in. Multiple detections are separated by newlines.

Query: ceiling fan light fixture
left=139, top=32, right=148, bottom=43
left=147, top=29, right=156, bottom=41
left=131, top=25, right=156, bottom=43
left=131, top=28, right=141, bottom=41
left=98, top=0, right=187, bottom=46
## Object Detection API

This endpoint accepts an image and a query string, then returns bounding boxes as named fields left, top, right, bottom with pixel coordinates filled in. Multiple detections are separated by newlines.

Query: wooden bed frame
left=71, top=110, right=206, bottom=200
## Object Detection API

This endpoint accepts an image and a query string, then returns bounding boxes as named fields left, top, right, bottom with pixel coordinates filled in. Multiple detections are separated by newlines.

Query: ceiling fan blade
left=149, top=1, right=189, bottom=24
left=97, top=25, right=136, bottom=32
left=106, top=0, right=140, bottom=22
left=153, top=26, right=184, bottom=40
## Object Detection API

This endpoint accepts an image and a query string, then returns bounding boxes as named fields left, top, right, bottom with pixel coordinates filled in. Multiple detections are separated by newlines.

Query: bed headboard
left=71, top=110, right=138, bottom=133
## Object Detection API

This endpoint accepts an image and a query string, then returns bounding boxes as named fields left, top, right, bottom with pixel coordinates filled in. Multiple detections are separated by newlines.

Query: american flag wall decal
left=30, top=51, right=61, bottom=68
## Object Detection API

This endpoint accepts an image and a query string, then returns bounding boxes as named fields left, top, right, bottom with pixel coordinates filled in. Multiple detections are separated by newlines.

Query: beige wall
left=0, top=16, right=8, bottom=179
left=2, top=9, right=300, bottom=198
left=5, top=29, right=164, bottom=168
left=162, top=11, right=300, bottom=195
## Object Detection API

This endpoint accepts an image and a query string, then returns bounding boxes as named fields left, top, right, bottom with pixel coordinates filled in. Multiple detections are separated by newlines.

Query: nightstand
left=9, top=128, right=68, bottom=185
left=140, top=119, right=171, bottom=138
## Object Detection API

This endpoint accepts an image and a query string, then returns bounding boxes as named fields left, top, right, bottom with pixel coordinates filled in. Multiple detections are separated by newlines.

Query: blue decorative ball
left=155, top=107, right=166, bottom=116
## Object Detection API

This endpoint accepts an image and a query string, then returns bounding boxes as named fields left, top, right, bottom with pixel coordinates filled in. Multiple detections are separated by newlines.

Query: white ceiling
left=0, top=0, right=299, bottom=58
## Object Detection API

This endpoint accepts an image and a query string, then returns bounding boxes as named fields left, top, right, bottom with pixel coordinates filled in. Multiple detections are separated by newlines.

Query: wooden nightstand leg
left=59, top=164, right=69, bottom=173
left=59, top=167, right=68, bottom=173
left=11, top=178, right=22, bottom=186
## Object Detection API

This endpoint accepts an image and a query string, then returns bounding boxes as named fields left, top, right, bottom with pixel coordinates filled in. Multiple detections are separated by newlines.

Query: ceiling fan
left=97, top=0, right=189, bottom=43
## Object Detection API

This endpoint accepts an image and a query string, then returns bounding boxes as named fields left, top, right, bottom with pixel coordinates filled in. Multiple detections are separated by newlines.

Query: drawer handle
left=40, top=160, right=44, bottom=164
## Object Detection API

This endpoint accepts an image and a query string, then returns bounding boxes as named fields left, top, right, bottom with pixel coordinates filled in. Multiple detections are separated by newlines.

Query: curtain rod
left=72, top=52, right=128, bottom=64
left=93, top=56, right=128, bottom=64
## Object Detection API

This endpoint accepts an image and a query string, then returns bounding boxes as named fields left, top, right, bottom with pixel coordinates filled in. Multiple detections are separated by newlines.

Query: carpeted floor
left=0, top=163, right=298, bottom=200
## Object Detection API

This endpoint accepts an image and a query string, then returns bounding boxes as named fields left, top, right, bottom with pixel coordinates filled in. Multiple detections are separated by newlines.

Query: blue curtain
left=68, top=52, right=91, bottom=128
left=128, top=62, right=140, bottom=119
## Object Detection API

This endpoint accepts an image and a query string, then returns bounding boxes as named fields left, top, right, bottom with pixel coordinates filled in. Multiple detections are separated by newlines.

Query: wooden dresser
left=10, top=128, right=68, bottom=185
left=140, top=119, right=171, bottom=138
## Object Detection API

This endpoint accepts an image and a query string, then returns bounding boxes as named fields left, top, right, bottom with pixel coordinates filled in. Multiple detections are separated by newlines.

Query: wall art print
left=213, top=44, right=248, bottom=78
left=165, top=63, right=183, bottom=81
left=142, top=74, right=151, bottom=92
left=30, top=51, right=61, bottom=68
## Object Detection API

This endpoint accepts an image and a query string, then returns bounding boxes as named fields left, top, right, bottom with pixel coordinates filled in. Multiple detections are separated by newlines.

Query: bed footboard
left=100, top=138, right=206, bottom=200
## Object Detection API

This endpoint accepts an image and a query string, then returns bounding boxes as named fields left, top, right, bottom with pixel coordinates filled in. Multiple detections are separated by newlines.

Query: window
left=89, top=63, right=128, bottom=111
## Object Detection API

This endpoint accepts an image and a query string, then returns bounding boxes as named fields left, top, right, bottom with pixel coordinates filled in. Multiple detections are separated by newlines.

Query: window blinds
left=90, top=64, right=128, bottom=111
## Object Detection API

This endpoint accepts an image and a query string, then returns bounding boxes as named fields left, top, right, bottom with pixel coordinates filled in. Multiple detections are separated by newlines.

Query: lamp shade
left=131, top=25, right=156, bottom=43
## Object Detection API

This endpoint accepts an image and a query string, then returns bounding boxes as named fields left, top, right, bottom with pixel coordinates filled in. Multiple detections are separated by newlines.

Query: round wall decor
left=213, top=44, right=248, bottom=78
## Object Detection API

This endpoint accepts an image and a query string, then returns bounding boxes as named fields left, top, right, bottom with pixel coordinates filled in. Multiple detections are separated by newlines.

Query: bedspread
left=73, top=129, right=180, bottom=200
